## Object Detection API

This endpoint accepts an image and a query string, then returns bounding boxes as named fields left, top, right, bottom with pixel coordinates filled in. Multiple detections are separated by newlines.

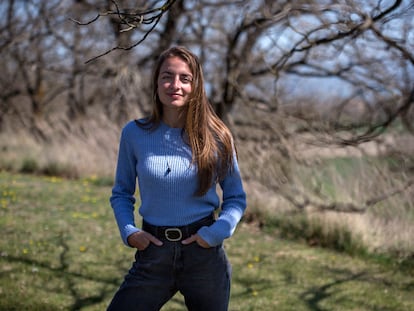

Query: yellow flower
left=81, top=196, right=90, bottom=203
left=79, top=246, right=87, bottom=252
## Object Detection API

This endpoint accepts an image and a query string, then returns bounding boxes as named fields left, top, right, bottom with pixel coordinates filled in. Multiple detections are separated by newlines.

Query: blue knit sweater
left=110, top=120, right=247, bottom=247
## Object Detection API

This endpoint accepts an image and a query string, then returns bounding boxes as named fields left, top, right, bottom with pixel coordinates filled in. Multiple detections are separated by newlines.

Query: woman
left=107, top=46, right=247, bottom=311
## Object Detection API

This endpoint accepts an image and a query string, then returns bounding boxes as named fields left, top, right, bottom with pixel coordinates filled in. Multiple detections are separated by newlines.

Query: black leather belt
left=142, top=214, right=215, bottom=242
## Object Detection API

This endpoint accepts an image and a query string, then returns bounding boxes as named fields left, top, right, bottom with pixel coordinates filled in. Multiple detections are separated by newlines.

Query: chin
left=167, top=102, right=187, bottom=108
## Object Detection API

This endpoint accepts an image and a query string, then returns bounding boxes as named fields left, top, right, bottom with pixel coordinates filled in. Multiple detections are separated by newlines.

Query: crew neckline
left=161, top=120, right=184, bottom=132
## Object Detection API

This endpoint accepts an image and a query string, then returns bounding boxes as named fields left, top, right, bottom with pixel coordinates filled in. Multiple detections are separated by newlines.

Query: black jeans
left=107, top=241, right=232, bottom=311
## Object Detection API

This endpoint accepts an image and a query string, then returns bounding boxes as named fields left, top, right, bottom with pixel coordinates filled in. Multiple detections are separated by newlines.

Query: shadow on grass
left=2, top=235, right=413, bottom=310
left=230, top=255, right=414, bottom=311
left=0, top=233, right=124, bottom=310
left=296, top=266, right=414, bottom=311
left=298, top=269, right=367, bottom=311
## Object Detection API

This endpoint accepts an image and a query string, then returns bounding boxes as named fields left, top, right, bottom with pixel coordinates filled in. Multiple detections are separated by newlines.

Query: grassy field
left=0, top=171, right=413, bottom=311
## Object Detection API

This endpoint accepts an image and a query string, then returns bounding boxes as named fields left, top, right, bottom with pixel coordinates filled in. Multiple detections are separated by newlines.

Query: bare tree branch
left=69, top=0, right=177, bottom=63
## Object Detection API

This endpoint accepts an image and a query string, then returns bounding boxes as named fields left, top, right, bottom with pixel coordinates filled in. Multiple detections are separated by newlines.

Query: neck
left=162, top=110, right=186, bottom=128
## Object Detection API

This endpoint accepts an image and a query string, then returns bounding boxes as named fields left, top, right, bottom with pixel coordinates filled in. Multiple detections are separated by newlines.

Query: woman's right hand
left=127, top=231, right=163, bottom=250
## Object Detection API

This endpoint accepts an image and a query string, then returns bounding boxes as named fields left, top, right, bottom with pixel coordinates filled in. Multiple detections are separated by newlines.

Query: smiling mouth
left=168, top=93, right=182, bottom=98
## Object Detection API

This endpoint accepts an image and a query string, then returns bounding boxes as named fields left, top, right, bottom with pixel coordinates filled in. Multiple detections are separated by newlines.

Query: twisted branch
left=69, top=0, right=177, bottom=63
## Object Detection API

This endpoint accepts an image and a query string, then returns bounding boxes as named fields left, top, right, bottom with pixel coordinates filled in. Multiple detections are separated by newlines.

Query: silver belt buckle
left=165, top=228, right=183, bottom=241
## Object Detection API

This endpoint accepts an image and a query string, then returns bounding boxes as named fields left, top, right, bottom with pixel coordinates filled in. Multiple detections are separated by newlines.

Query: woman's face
left=157, top=56, right=193, bottom=111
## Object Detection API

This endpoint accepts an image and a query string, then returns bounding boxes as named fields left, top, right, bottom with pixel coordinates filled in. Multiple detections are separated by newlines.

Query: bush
left=41, top=161, right=78, bottom=179
left=20, top=158, right=39, bottom=174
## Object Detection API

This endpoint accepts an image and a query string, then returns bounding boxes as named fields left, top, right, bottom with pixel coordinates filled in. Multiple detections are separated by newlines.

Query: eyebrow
left=160, top=69, right=193, bottom=77
left=161, top=70, right=192, bottom=77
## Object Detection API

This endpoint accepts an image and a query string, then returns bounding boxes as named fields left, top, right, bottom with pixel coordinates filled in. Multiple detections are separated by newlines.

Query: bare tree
left=0, top=0, right=413, bottom=214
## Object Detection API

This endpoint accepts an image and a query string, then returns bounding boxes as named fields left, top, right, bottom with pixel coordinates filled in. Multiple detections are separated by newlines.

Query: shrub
left=41, top=161, right=78, bottom=179
left=20, top=158, right=39, bottom=174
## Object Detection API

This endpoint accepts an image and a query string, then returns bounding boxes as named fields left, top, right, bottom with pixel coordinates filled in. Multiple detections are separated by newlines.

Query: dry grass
left=241, top=148, right=414, bottom=259
left=0, top=125, right=119, bottom=178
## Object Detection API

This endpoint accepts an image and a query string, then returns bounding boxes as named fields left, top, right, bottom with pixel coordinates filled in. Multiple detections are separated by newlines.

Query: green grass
left=0, top=171, right=413, bottom=310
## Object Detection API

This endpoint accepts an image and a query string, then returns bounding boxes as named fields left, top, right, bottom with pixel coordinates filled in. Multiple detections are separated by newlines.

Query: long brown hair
left=143, top=46, right=235, bottom=196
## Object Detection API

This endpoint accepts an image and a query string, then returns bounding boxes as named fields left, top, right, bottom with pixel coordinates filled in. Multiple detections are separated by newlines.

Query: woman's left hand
left=182, top=234, right=211, bottom=248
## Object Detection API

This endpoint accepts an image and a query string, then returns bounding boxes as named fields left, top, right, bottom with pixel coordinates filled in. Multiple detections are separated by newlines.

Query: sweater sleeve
left=110, top=124, right=140, bottom=246
left=197, top=154, right=247, bottom=246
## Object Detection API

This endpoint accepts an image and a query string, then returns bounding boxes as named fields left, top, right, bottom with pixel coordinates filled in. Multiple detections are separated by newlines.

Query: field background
left=1, top=1, right=414, bottom=309
left=1, top=171, right=413, bottom=311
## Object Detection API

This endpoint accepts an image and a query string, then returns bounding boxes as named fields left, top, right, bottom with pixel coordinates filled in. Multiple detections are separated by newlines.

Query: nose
left=170, top=75, right=181, bottom=89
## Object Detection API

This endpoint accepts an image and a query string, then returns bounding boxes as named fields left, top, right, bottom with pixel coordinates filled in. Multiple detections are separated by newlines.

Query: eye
left=181, top=75, right=193, bottom=83
left=161, top=73, right=172, bottom=80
